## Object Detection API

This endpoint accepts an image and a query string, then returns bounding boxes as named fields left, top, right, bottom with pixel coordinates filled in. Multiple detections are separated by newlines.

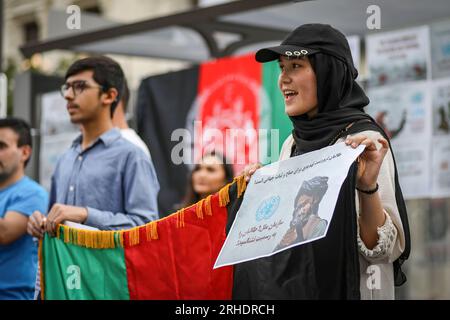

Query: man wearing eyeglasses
left=27, top=56, right=160, bottom=247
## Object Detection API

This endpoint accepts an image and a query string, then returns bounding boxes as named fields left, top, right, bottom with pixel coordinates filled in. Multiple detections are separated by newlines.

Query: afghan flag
left=39, top=176, right=247, bottom=300
left=136, top=53, right=292, bottom=216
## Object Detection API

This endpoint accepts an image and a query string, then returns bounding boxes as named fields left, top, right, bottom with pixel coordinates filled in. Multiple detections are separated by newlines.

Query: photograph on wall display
left=366, top=26, right=430, bottom=87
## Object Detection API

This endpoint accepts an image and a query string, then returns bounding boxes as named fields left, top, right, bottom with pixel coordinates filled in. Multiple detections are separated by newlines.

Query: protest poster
left=366, top=81, right=432, bottom=142
left=214, top=142, right=364, bottom=268
left=390, top=138, right=432, bottom=199
left=431, top=19, right=450, bottom=79
left=347, top=35, right=361, bottom=75
left=365, top=82, right=432, bottom=199
left=366, top=26, right=430, bottom=87
left=430, top=78, right=450, bottom=197
left=432, top=78, right=450, bottom=136
left=431, top=136, right=450, bottom=198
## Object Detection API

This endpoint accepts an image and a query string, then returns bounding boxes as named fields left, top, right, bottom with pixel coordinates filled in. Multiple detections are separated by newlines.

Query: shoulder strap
left=343, top=119, right=380, bottom=138
left=329, top=120, right=376, bottom=146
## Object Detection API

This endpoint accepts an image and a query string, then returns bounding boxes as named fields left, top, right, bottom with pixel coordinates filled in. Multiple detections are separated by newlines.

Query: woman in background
left=181, top=151, right=234, bottom=207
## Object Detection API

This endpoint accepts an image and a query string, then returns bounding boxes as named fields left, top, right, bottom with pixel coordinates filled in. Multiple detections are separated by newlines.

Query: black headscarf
left=290, top=52, right=373, bottom=155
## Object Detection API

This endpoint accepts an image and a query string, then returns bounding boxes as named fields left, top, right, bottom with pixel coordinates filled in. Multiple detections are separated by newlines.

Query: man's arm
left=84, top=155, right=160, bottom=230
left=0, top=211, right=29, bottom=245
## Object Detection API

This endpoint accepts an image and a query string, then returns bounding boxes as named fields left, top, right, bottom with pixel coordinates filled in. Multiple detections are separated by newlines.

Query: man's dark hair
left=65, top=56, right=125, bottom=116
left=0, top=117, right=32, bottom=167
left=120, top=78, right=130, bottom=113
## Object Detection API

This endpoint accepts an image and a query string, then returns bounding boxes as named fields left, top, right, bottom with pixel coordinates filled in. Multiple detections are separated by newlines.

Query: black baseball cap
left=255, top=23, right=358, bottom=78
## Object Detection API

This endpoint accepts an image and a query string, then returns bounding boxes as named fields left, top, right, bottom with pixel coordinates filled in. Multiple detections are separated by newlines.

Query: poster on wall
left=40, top=91, right=79, bottom=136
left=39, top=92, right=79, bottom=191
left=39, top=133, right=79, bottom=191
left=431, top=19, right=450, bottom=79
left=347, top=35, right=361, bottom=77
left=366, top=26, right=431, bottom=87
left=390, top=139, right=431, bottom=199
left=431, top=78, right=450, bottom=197
left=366, top=81, right=432, bottom=141
left=366, top=81, right=432, bottom=199
left=431, top=136, right=450, bottom=198
left=432, top=78, right=450, bottom=136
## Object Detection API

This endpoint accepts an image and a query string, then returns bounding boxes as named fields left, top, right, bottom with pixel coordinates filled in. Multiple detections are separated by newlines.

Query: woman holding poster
left=239, top=23, right=410, bottom=300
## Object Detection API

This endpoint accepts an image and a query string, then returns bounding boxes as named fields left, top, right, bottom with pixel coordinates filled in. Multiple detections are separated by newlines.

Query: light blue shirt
left=0, top=176, right=48, bottom=300
left=49, top=128, right=159, bottom=230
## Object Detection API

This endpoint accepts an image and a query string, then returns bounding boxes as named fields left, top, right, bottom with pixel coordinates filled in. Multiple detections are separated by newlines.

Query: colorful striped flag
left=40, top=176, right=247, bottom=300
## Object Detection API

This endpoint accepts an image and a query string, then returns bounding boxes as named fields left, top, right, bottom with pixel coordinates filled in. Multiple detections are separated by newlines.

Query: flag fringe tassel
left=53, top=175, right=247, bottom=249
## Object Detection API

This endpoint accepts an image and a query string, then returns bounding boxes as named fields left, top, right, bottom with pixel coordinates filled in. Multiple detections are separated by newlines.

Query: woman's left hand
left=345, top=134, right=389, bottom=190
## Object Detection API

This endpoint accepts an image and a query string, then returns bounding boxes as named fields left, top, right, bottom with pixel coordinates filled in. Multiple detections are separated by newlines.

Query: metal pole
left=0, top=0, right=4, bottom=72
left=0, top=0, right=6, bottom=117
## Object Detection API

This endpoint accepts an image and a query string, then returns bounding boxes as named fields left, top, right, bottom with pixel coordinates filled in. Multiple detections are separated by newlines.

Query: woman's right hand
left=242, top=163, right=262, bottom=182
